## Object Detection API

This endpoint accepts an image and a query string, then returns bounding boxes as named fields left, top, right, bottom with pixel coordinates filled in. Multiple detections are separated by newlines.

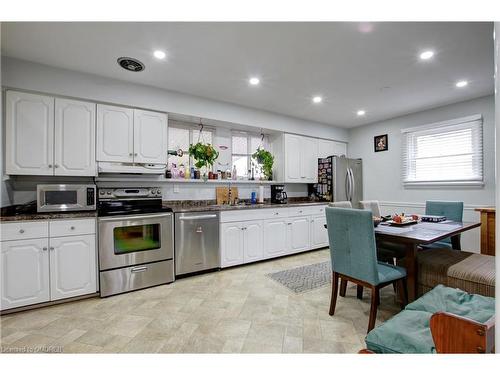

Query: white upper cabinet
left=54, top=99, right=96, bottom=176
left=284, top=134, right=302, bottom=182
left=133, top=110, right=168, bottom=164
left=5, top=91, right=54, bottom=175
left=97, top=105, right=168, bottom=165
left=318, top=139, right=347, bottom=158
left=97, top=104, right=134, bottom=163
left=300, top=136, right=319, bottom=182
left=283, top=134, right=318, bottom=183
left=1, top=238, right=50, bottom=310
left=49, top=234, right=97, bottom=301
left=5, top=91, right=97, bottom=177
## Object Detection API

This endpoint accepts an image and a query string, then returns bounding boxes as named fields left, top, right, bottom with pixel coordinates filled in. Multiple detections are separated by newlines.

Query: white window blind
left=401, top=114, right=483, bottom=186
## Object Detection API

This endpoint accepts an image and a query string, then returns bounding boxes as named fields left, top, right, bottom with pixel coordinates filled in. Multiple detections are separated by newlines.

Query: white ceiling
left=1, top=22, right=494, bottom=128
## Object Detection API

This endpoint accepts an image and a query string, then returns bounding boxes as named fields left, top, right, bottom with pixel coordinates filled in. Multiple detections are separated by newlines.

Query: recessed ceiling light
left=357, top=110, right=366, bottom=116
left=419, top=50, right=434, bottom=60
left=153, top=50, right=166, bottom=60
left=249, top=77, right=260, bottom=86
left=312, top=96, right=323, bottom=104
left=456, top=80, right=468, bottom=88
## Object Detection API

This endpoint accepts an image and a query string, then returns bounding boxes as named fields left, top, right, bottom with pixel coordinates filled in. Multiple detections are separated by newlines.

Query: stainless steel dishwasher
left=174, top=211, right=220, bottom=276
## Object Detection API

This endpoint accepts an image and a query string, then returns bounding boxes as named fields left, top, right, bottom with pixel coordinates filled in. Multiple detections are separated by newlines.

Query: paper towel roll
left=258, top=185, right=264, bottom=203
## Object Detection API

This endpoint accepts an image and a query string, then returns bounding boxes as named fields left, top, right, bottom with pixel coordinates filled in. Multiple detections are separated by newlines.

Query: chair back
left=360, top=200, right=382, bottom=217
left=425, top=201, right=464, bottom=245
left=325, top=207, right=379, bottom=285
left=329, top=201, right=352, bottom=208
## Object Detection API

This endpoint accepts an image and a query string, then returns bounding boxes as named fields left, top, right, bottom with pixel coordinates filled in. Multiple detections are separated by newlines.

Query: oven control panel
left=98, top=187, right=162, bottom=200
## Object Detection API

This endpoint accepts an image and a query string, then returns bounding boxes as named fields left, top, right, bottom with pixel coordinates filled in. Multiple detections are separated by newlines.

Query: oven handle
left=98, top=213, right=172, bottom=222
left=178, top=214, right=218, bottom=221
left=131, top=266, right=148, bottom=273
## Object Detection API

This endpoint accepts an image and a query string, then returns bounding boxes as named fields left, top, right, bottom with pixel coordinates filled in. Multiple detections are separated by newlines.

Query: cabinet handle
left=48, top=164, right=53, bottom=168
left=54, top=164, right=59, bottom=168
left=129, top=153, right=133, bottom=156
left=70, top=226, right=75, bottom=230
left=42, top=247, right=48, bottom=251
left=134, top=153, right=138, bottom=156
left=49, top=247, right=54, bottom=251
left=19, top=229, right=25, bottom=234
left=311, top=220, right=314, bottom=223
left=131, top=266, right=148, bottom=273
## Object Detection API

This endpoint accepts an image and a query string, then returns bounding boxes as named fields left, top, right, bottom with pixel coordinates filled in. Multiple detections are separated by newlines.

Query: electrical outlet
left=173, top=184, right=179, bottom=193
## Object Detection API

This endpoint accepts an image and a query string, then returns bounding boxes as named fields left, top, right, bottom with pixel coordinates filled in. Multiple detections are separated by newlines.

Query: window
left=401, top=114, right=483, bottom=186
left=168, top=121, right=213, bottom=169
left=231, top=132, right=268, bottom=178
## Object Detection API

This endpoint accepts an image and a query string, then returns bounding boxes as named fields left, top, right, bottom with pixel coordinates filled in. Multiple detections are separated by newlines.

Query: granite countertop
left=163, top=199, right=328, bottom=213
left=0, top=204, right=97, bottom=222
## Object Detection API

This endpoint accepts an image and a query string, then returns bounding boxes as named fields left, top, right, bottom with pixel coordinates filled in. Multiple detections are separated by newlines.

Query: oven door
left=98, top=213, right=174, bottom=270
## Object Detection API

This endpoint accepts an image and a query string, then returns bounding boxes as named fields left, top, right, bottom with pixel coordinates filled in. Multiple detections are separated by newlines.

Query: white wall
left=1, top=57, right=348, bottom=142
left=348, top=95, right=495, bottom=252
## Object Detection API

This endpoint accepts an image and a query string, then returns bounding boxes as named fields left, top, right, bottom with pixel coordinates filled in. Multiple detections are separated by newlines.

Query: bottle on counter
left=232, top=165, right=237, bottom=180
left=251, top=191, right=257, bottom=204
left=185, top=165, right=190, bottom=179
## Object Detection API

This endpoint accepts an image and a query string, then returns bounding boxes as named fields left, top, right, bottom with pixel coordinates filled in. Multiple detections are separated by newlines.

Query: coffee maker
left=271, top=184, right=287, bottom=204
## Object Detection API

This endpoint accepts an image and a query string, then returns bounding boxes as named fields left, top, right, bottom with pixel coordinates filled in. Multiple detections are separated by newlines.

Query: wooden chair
left=325, top=207, right=408, bottom=333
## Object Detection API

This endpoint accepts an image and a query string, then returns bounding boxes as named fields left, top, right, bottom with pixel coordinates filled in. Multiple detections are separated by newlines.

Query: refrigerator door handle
left=345, top=170, right=351, bottom=201
left=349, top=167, right=355, bottom=203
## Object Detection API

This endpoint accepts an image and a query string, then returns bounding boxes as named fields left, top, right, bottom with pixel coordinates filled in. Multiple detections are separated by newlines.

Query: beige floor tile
left=1, top=249, right=402, bottom=354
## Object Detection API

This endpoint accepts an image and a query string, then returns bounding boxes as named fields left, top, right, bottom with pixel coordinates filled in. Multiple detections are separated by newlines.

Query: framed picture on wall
left=374, top=134, right=388, bottom=152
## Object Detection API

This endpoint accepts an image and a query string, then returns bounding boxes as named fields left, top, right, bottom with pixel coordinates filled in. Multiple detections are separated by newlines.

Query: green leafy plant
left=252, top=147, right=274, bottom=180
left=188, top=142, right=219, bottom=170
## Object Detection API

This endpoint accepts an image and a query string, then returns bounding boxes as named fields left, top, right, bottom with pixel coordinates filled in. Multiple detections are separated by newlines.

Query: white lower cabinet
left=310, top=215, right=329, bottom=249
left=288, top=216, right=310, bottom=254
left=220, top=223, right=244, bottom=267
left=243, top=221, right=264, bottom=263
left=49, top=234, right=97, bottom=301
left=263, top=219, right=288, bottom=259
left=0, top=219, right=97, bottom=310
left=1, top=238, right=50, bottom=310
left=220, top=205, right=328, bottom=268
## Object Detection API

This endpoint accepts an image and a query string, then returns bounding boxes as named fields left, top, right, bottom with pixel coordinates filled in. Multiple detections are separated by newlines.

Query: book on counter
left=421, top=215, right=446, bottom=223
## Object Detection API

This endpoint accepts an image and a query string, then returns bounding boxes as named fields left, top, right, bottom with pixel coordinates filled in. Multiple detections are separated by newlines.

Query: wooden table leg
left=405, top=243, right=418, bottom=302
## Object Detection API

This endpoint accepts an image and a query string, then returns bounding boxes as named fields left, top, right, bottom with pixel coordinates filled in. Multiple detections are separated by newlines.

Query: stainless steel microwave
left=37, top=184, right=96, bottom=212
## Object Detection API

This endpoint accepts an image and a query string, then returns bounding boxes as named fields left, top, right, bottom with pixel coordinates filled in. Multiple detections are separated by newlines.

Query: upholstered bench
left=364, top=285, right=495, bottom=353
left=417, top=248, right=495, bottom=297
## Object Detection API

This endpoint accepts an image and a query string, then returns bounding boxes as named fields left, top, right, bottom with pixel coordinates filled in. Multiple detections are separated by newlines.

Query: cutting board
left=216, top=187, right=238, bottom=205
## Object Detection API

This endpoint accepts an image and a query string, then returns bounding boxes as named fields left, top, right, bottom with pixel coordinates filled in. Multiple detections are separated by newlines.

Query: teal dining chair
left=424, top=201, right=464, bottom=250
left=326, top=207, right=407, bottom=333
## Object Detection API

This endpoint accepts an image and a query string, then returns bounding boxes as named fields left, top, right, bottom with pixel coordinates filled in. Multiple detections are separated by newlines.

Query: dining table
left=374, top=220, right=481, bottom=302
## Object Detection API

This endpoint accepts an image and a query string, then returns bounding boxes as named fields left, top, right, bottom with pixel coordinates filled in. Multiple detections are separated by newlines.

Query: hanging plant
left=188, top=142, right=219, bottom=170
left=252, top=147, right=274, bottom=180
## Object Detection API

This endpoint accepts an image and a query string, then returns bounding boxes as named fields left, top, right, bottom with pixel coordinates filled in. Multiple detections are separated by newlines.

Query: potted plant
left=188, top=142, right=219, bottom=180
left=252, top=147, right=274, bottom=180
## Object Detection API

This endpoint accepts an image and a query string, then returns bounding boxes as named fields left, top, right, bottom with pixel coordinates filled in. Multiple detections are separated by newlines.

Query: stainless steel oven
left=97, top=187, right=174, bottom=297
left=98, top=213, right=173, bottom=270
left=37, top=184, right=96, bottom=212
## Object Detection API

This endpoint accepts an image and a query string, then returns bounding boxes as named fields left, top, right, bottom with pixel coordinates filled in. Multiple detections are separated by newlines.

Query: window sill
left=403, top=181, right=485, bottom=189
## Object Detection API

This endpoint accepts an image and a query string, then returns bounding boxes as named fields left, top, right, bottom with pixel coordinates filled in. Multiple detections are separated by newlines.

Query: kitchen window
left=168, top=121, right=214, bottom=169
left=401, top=114, right=483, bottom=187
left=231, top=132, right=268, bottom=178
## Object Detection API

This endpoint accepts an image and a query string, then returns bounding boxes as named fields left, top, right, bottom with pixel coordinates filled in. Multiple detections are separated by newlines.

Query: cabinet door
left=288, top=216, right=310, bottom=254
left=49, top=234, right=97, bottom=301
left=5, top=91, right=54, bottom=175
left=1, top=238, right=50, bottom=310
left=220, top=223, right=244, bottom=267
left=318, top=139, right=335, bottom=158
left=243, top=220, right=264, bottom=263
left=133, top=110, right=168, bottom=164
left=284, top=134, right=302, bottom=182
left=311, top=215, right=328, bottom=249
left=300, top=137, right=318, bottom=182
left=263, top=219, right=288, bottom=258
left=332, top=141, right=347, bottom=157
left=54, top=99, right=96, bottom=176
left=97, top=104, right=134, bottom=163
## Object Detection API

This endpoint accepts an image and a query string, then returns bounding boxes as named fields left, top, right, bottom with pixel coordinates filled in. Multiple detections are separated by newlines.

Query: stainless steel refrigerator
left=313, top=156, right=363, bottom=208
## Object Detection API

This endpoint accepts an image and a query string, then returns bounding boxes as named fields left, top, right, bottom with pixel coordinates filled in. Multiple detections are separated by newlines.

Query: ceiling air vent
left=117, top=57, right=145, bottom=72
